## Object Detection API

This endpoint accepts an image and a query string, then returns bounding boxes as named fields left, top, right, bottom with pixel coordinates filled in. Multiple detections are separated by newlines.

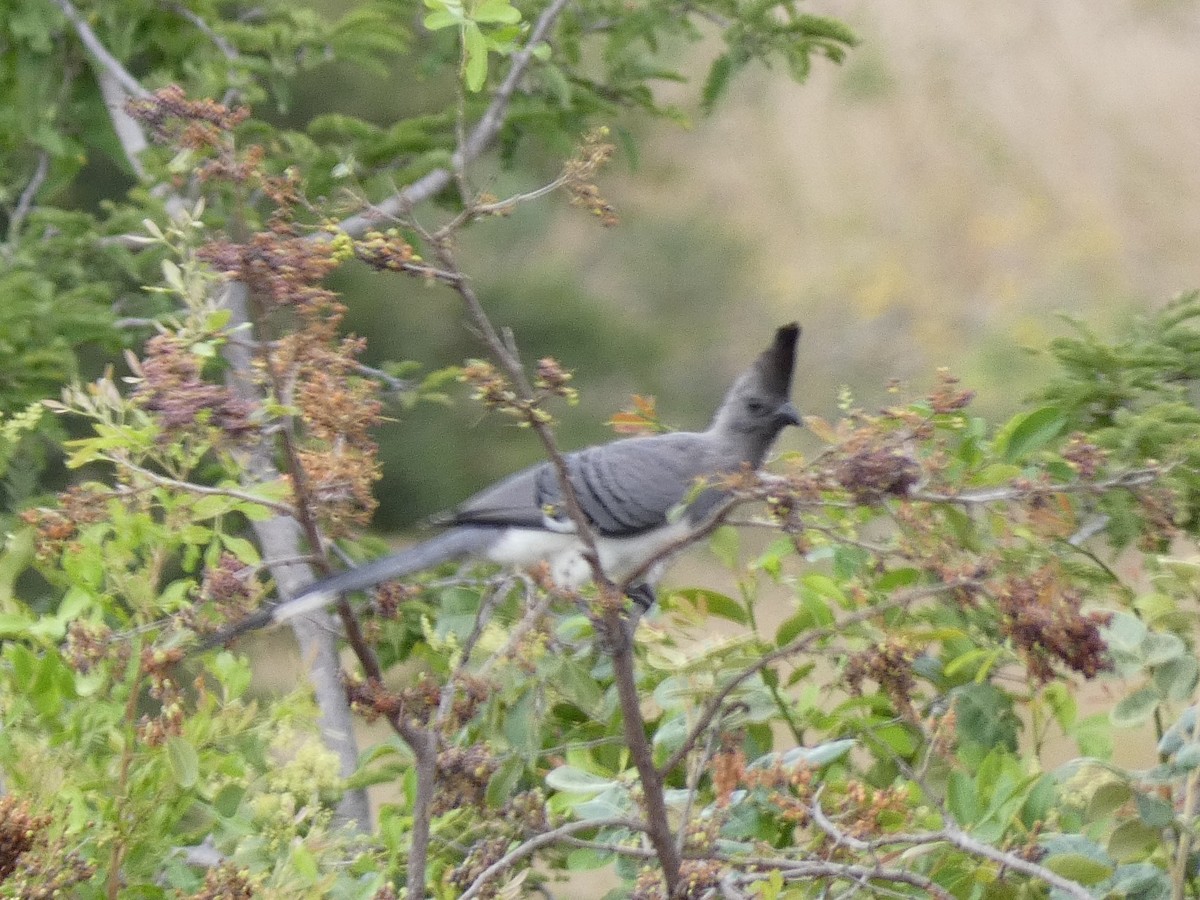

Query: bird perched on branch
left=203, top=323, right=801, bottom=646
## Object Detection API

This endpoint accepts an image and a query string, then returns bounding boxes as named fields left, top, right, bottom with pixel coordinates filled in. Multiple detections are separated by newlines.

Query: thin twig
left=51, top=0, right=151, bottom=99
left=910, top=467, right=1159, bottom=505
left=333, top=0, right=573, bottom=238
left=659, top=580, right=977, bottom=778
left=168, top=2, right=239, bottom=61
left=6, top=151, right=49, bottom=245
left=458, top=818, right=646, bottom=900
left=115, top=458, right=296, bottom=516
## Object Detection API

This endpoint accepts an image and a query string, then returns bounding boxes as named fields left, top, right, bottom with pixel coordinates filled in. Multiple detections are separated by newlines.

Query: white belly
left=484, top=521, right=693, bottom=589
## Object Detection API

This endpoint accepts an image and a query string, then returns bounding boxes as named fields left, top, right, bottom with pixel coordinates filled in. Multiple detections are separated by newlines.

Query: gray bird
left=204, top=323, right=801, bottom=645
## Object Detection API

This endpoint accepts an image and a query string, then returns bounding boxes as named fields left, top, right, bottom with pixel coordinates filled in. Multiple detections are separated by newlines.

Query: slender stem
left=50, top=0, right=151, bottom=99
left=5, top=151, right=49, bottom=246
left=606, top=610, right=682, bottom=892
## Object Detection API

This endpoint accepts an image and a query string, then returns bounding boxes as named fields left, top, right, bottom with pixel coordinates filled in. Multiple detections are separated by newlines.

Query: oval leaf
left=1110, top=686, right=1159, bottom=728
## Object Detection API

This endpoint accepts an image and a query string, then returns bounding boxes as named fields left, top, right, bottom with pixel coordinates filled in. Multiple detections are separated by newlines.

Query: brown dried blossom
left=431, top=744, right=499, bottom=817
left=500, top=789, right=549, bottom=833
left=0, top=796, right=93, bottom=893
left=138, top=646, right=187, bottom=746
left=134, top=334, right=255, bottom=442
left=447, top=836, right=511, bottom=898
left=928, top=368, right=975, bottom=414
left=64, top=620, right=126, bottom=675
left=563, top=128, right=618, bottom=226
left=21, top=484, right=111, bottom=563
left=125, top=85, right=249, bottom=148
left=633, top=861, right=726, bottom=900
left=198, top=232, right=343, bottom=315
left=834, top=445, right=921, bottom=503
left=534, top=357, right=577, bottom=402
left=1060, top=432, right=1106, bottom=479
left=186, top=862, right=257, bottom=900
left=844, top=637, right=919, bottom=716
left=995, top=570, right=1112, bottom=682
left=353, top=229, right=418, bottom=272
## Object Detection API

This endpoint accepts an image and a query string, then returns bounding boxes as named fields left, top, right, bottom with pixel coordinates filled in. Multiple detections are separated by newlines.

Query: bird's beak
left=776, top=401, right=802, bottom=427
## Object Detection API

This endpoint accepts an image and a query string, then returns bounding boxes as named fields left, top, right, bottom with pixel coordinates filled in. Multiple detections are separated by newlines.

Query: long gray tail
left=195, top=526, right=497, bottom=650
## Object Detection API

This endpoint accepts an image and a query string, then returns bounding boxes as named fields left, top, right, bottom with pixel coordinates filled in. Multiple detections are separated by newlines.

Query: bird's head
left=709, top=322, right=802, bottom=461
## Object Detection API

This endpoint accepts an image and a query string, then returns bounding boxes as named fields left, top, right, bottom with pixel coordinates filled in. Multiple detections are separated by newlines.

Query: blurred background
left=297, top=0, right=1200, bottom=530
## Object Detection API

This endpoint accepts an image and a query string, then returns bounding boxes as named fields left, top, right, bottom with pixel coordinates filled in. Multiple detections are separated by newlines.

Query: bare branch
left=168, top=3, right=239, bottom=61
left=458, top=818, right=646, bottom=900
left=911, top=467, right=1160, bottom=505
left=115, top=458, right=297, bottom=517
left=6, top=151, right=49, bottom=246
left=52, top=0, right=150, bottom=98
left=936, top=825, right=1092, bottom=900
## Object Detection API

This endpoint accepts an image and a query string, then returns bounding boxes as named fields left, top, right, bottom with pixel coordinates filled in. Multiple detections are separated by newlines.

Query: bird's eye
left=746, top=399, right=767, bottom=415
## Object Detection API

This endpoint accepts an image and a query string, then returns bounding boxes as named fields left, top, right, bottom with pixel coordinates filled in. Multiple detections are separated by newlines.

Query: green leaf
left=545, top=765, right=617, bottom=795
left=1042, top=853, right=1113, bottom=885
left=701, top=54, right=734, bottom=113
left=1140, top=631, right=1185, bottom=666
left=472, top=0, right=521, bottom=24
left=1134, top=792, right=1174, bottom=828
left=946, top=770, right=977, bottom=824
left=1110, top=686, right=1159, bottom=728
left=1107, top=820, right=1158, bottom=862
left=167, top=736, right=200, bottom=789
left=463, top=22, right=488, bottom=91
left=708, top=526, right=739, bottom=570
left=1086, top=781, right=1131, bottom=820
left=486, top=755, right=524, bottom=807
left=1103, top=612, right=1147, bottom=652
left=670, top=587, right=747, bottom=625
left=996, top=405, right=1066, bottom=463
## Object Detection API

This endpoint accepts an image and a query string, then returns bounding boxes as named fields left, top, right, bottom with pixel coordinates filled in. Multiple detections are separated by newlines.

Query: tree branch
left=658, top=580, right=977, bottom=778
left=51, top=0, right=150, bottom=99
left=5, top=150, right=49, bottom=246
left=334, top=0, right=574, bottom=238
left=458, top=817, right=646, bottom=900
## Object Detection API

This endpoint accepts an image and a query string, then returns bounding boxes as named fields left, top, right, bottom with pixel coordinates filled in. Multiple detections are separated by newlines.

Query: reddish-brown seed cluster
left=499, top=789, right=549, bottom=833
left=176, top=552, right=265, bottom=636
left=198, top=232, right=344, bottom=315
left=1135, top=484, right=1181, bottom=551
left=446, top=836, right=511, bottom=898
left=125, top=85, right=249, bottom=150
left=711, top=739, right=747, bottom=806
left=533, top=357, right=577, bottom=402
left=996, top=571, right=1113, bottom=682
left=0, top=796, right=93, bottom=893
left=189, top=862, right=257, bottom=899
left=844, top=637, right=919, bottom=715
left=20, top=484, right=111, bottom=563
left=563, top=129, right=618, bottom=227
left=138, top=646, right=187, bottom=745
left=834, top=446, right=921, bottom=503
left=1060, top=432, right=1106, bottom=479
left=928, top=368, right=976, bottom=414
left=632, top=861, right=727, bottom=900
left=134, top=335, right=255, bottom=443
left=64, top=620, right=126, bottom=676
left=431, top=745, right=499, bottom=817
left=344, top=674, right=410, bottom=725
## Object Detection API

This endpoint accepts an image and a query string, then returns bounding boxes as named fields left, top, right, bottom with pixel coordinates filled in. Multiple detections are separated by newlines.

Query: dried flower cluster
left=562, top=127, right=618, bottom=227
left=20, top=484, right=110, bottom=563
left=446, top=836, right=510, bottom=898
left=126, top=85, right=249, bottom=160
left=134, top=335, right=255, bottom=443
left=431, top=744, right=499, bottom=816
left=844, top=637, right=919, bottom=716
left=188, top=863, right=257, bottom=900
left=139, top=646, right=187, bottom=745
left=633, top=860, right=726, bottom=900
left=995, top=571, right=1112, bottom=682
left=0, top=796, right=93, bottom=895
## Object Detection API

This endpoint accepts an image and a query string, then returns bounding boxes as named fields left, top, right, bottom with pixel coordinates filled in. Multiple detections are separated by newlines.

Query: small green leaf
left=167, top=736, right=200, bottom=789
left=472, top=0, right=520, bottom=24
left=545, top=765, right=616, bottom=795
left=1141, top=631, right=1185, bottom=666
left=463, top=22, right=488, bottom=91
left=670, top=588, right=747, bottom=625
left=1107, top=820, right=1158, bottom=862
left=1110, top=686, right=1159, bottom=728
left=1086, top=781, right=1131, bottom=820
left=708, top=526, right=739, bottom=570
left=996, top=405, right=1066, bottom=463
left=1134, top=792, right=1174, bottom=828
left=1041, top=853, right=1112, bottom=885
